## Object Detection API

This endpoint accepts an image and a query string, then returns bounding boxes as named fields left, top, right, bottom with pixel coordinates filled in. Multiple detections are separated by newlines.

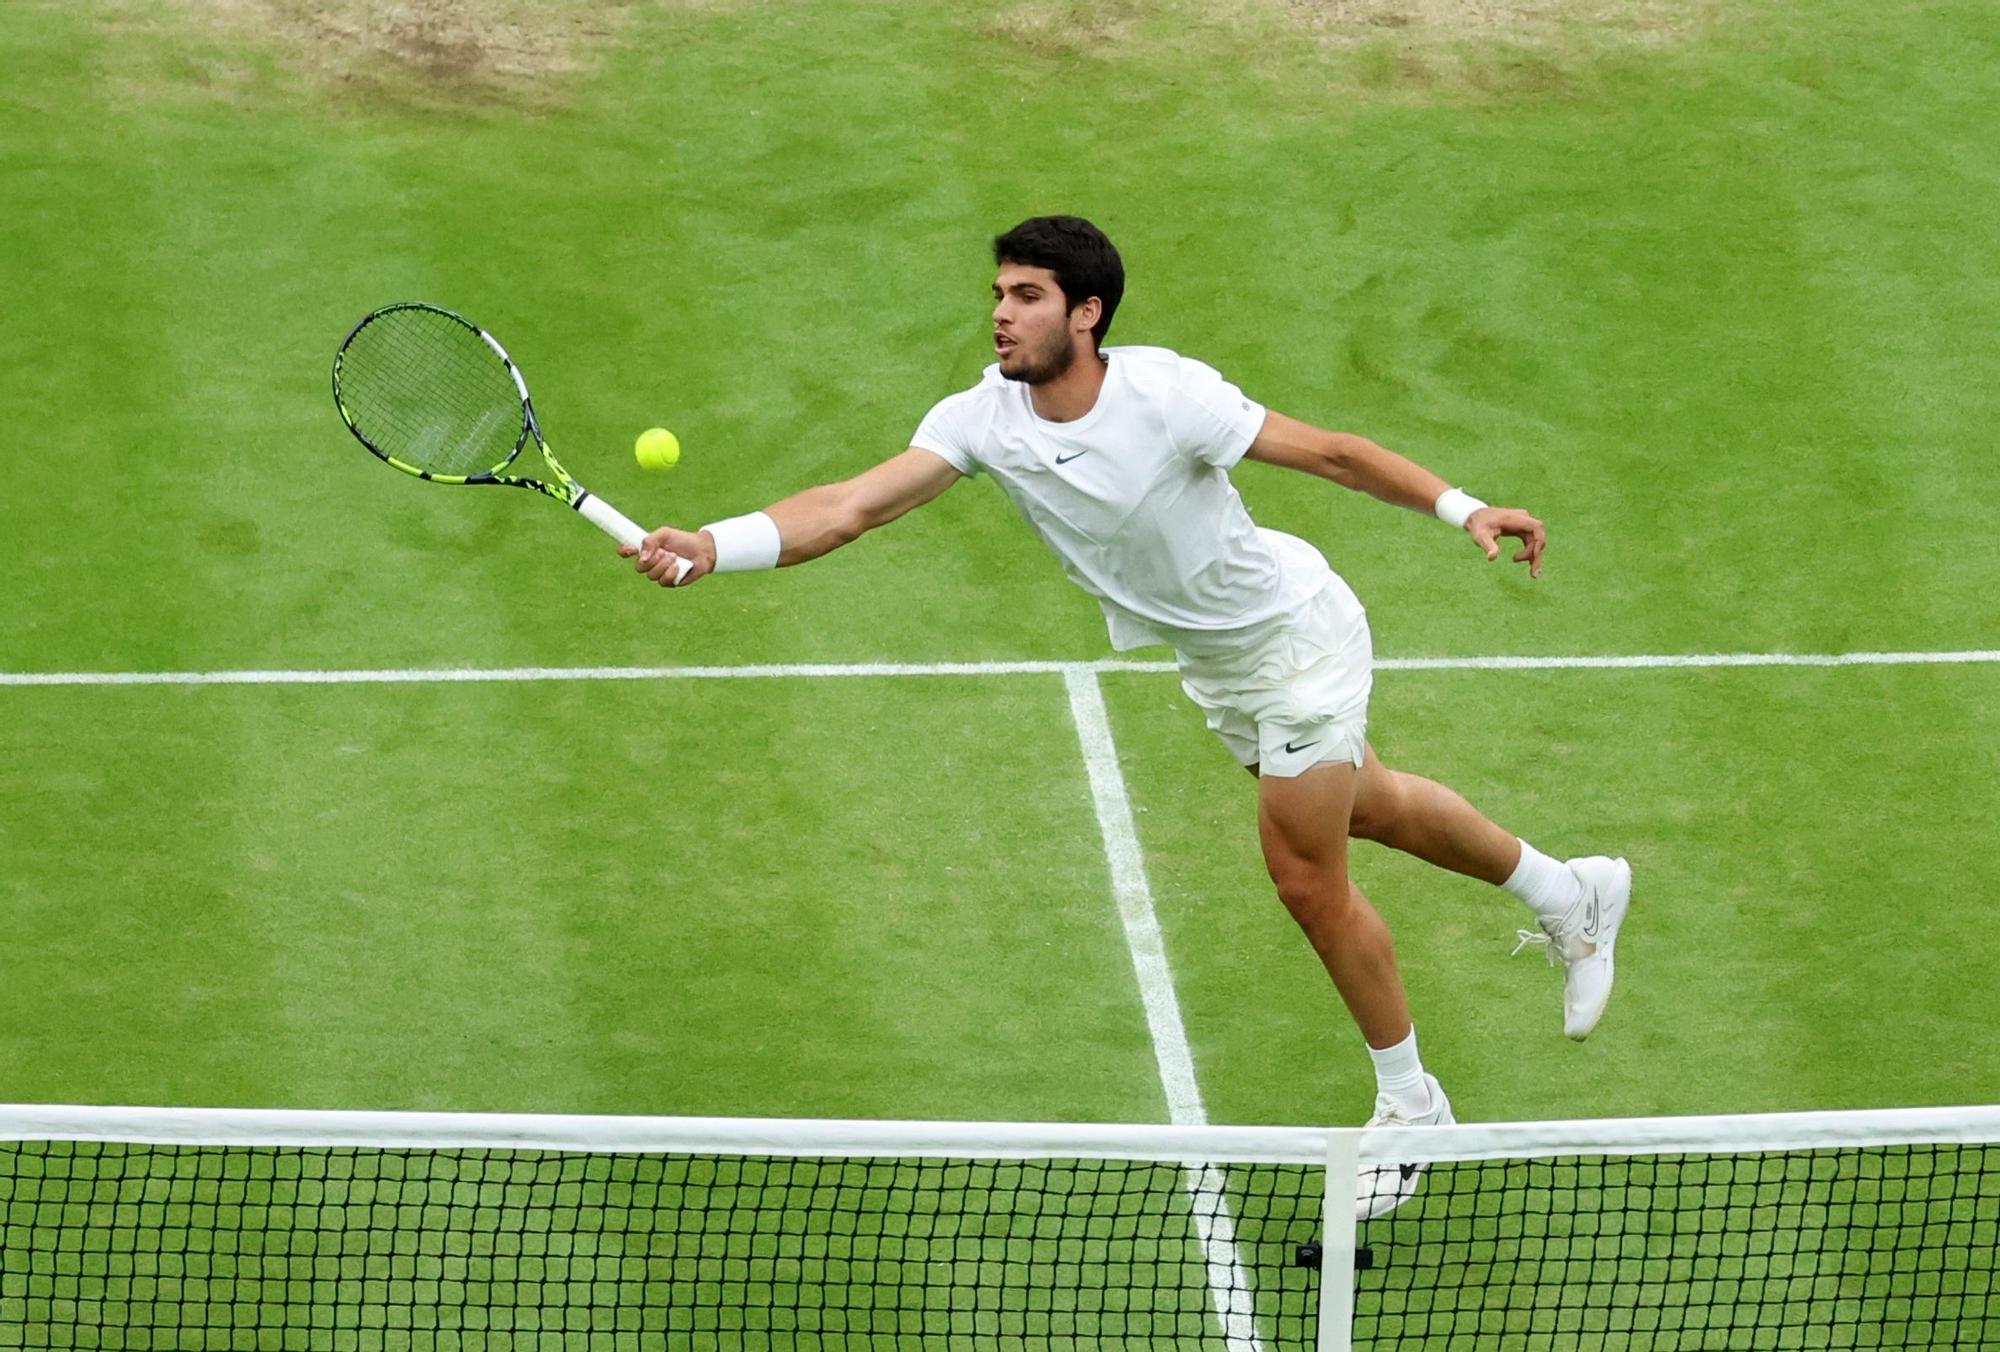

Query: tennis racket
left=331, top=302, right=689, bottom=580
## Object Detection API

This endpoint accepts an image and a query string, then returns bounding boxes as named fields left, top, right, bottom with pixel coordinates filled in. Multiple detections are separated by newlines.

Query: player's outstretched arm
left=621, top=447, right=963, bottom=588
left=1244, top=410, right=1547, bottom=577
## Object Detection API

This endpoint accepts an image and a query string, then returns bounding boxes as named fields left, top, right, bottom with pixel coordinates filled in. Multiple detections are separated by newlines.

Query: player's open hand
left=620, top=525, right=714, bottom=587
left=1466, top=507, right=1546, bottom=578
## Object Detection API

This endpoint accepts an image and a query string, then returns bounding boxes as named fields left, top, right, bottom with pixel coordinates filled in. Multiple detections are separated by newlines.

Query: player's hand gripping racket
left=332, top=302, right=690, bottom=581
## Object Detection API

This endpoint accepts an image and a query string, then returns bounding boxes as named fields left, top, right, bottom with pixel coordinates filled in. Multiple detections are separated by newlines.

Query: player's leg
left=1256, top=753, right=1453, bottom=1218
left=1181, top=575, right=1438, bottom=1084
left=1346, top=744, right=1519, bottom=883
left=1349, top=744, right=1631, bottom=1039
left=1255, top=759, right=1408, bottom=1049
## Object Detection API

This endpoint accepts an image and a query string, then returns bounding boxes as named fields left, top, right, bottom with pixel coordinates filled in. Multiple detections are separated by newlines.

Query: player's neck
left=1028, top=349, right=1108, bottom=424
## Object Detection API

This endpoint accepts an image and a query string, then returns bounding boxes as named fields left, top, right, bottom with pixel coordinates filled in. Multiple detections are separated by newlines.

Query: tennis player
left=623, top=216, right=1631, bottom=1219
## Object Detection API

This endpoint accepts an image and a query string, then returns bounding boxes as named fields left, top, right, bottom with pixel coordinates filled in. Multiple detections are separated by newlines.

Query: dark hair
left=992, top=216, right=1124, bottom=346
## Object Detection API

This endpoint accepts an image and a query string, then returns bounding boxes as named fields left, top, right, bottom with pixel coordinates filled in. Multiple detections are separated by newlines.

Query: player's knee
left=1349, top=772, right=1407, bottom=843
left=1267, top=858, right=1351, bottom=919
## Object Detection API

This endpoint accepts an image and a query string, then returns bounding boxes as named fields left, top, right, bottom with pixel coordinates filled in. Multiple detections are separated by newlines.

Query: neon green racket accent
left=331, top=302, right=662, bottom=559
left=334, top=305, right=528, bottom=481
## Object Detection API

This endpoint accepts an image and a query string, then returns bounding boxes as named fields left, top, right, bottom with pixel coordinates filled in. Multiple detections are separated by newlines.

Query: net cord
left=2, top=1102, right=1994, bottom=1163
left=0, top=1103, right=1326, bottom=1162
left=1357, top=1102, right=2000, bottom=1165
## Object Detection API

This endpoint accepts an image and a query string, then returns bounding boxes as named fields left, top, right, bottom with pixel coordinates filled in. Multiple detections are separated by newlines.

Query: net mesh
left=335, top=306, right=526, bottom=478
left=1355, top=1142, right=1999, bottom=1350
left=3, top=1116, right=1996, bottom=1350
left=0, top=1143, right=1320, bottom=1349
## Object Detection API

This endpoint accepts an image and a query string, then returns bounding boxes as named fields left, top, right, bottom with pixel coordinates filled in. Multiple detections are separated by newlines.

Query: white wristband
left=1434, top=488, right=1487, bottom=530
left=701, top=511, right=782, bottom=572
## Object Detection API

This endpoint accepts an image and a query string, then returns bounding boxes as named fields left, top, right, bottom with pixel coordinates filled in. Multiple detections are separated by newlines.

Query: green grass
left=1111, top=661, right=2000, bottom=1126
left=0, top=677, right=1173, bottom=1121
left=3, top=0, right=1998, bottom=1345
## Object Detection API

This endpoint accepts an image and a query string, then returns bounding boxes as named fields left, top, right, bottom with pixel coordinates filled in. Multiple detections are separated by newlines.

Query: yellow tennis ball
left=635, top=427, right=680, bottom=471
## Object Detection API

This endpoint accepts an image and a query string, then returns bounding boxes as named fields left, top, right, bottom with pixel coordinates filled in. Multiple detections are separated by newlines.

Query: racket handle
left=576, top=492, right=693, bottom=582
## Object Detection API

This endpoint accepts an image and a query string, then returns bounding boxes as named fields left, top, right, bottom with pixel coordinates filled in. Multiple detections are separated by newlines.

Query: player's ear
left=1071, top=296, right=1102, bottom=336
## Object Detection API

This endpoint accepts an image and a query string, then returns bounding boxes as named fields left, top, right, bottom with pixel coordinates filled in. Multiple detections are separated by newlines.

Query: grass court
left=3, top=0, right=1997, bottom=1345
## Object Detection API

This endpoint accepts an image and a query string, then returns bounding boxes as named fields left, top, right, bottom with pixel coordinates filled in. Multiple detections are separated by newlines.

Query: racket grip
left=576, top=492, right=693, bottom=582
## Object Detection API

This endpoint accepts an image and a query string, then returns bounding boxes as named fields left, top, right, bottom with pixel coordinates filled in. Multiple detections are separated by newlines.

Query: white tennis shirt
left=911, top=345, right=1335, bottom=651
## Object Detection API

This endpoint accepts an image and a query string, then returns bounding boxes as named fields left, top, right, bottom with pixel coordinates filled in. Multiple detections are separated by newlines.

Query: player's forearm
left=691, top=450, right=956, bottom=578
left=760, top=482, right=869, bottom=566
left=1326, top=433, right=1454, bottom=514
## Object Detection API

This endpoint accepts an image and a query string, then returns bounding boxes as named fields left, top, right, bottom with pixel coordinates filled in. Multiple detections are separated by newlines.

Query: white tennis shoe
left=1524, top=856, right=1632, bottom=1040
left=1355, top=1073, right=1453, bottom=1221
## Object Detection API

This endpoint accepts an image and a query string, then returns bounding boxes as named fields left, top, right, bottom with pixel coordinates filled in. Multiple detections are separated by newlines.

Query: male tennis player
left=623, top=216, right=1631, bottom=1219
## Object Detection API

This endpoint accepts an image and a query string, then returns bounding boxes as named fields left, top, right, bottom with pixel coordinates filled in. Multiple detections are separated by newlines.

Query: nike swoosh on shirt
left=1283, top=739, right=1320, bottom=755
left=1054, top=450, right=1090, bottom=465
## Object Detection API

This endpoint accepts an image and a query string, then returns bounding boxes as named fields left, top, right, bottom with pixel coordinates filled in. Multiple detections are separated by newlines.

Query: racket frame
left=332, top=302, right=652, bottom=550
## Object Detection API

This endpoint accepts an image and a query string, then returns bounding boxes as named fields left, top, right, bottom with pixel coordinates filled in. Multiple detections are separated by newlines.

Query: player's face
left=992, top=264, right=1079, bottom=385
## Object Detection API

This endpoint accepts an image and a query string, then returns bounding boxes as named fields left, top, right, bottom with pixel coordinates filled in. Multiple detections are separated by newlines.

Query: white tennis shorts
left=1175, top=575, right=1373, bottom=778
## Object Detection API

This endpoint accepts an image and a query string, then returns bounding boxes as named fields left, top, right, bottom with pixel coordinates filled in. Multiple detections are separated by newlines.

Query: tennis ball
left=635, top=427, right=680, bottom=471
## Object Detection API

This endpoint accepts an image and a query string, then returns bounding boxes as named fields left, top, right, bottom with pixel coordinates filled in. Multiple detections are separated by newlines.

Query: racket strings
left=337, top=307, right=526, bottom=478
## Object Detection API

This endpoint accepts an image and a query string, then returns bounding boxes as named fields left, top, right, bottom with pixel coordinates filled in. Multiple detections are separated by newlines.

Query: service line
left=5, top=649, right=1998, bottom=687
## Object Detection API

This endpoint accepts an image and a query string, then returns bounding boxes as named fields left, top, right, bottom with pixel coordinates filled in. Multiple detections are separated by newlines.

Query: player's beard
left=1002, top=329, right=1076, bottom=386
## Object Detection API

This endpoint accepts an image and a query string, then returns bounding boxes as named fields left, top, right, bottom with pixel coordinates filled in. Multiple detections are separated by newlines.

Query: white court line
left=1062, top=670, right=1209, bottom=1124
left=3, top=648, right=1998, bottom=687
left=1063, top=669, right=1262, bottom=1352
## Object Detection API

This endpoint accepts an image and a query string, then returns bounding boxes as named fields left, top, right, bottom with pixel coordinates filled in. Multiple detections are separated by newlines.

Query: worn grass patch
left=1282, top=0, right=1713, bottom=46
left=980, top=0, right=1721, bottom=100
left=90, top=0, right=648, bottom=110
left=81, top=0, right=1721, bottom=112
left=980, top=2, right=1148, bottom=61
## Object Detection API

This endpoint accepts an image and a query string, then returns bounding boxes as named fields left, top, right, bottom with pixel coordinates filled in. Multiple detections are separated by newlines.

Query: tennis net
left=1340, top=1108, right=1999, bottom=1350
left=0, top=1103, right=1993, bottom=1349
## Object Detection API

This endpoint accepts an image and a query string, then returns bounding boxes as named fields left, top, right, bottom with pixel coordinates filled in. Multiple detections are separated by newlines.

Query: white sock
left=1503, top=838, right=1583, bottom=922
left=1366, top=1026, right=1432, bottom=1116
